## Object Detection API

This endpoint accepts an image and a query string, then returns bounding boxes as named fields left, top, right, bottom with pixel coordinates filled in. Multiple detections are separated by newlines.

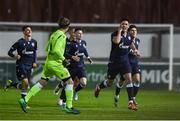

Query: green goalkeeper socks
left=65, top=84, right=73, bottom=108
left=25, top=82, right=43, bottom=102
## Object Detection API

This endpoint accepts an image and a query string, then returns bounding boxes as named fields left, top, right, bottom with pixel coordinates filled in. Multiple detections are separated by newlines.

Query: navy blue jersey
left=8, top=38, right=37, bottom=66
left=109, top=31, right=132, bottom=63
left=64, top=38, right=72, bottom=59
left=67, top=40, right=89, bottom=68
left=128, top=38, right=140, bottom=64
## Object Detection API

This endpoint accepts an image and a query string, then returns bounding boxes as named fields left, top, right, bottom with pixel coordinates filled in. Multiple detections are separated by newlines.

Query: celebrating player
left=18, top=17, right=80, bottom=114
left=5, top=26, right=37, bottom=99
left=55, top=28, right=93, bottom=108
left=54, top=27, right=79, bottom=107
left=94, top=19, right=139, bottom=110
left=114, top=24, right=141, bottom=109
left=69, top=28, right=93, bottom=100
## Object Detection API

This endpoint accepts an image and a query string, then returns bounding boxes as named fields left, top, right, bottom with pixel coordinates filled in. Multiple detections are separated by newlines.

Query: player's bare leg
left=74, top=77, right=87, bottom=101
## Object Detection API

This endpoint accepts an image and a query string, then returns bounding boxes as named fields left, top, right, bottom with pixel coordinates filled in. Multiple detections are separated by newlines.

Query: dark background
left=0, top=0, right=180, bottom=25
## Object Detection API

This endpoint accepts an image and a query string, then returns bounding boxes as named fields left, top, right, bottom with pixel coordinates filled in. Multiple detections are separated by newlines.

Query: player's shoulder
left=57, top=30, right=66, bottom=38
left=81, top=40, right=86, bottom=44
left=136, top=38, right=140, bottom=42
left=119, top=32, right=131, bottom=42
left=111, top=31, right=118, bottom=36
left=17, top=38, right=24, bottom=43
left=31, top=38, right=37, bottom=43
left=52, top=30, right=66, bottom=39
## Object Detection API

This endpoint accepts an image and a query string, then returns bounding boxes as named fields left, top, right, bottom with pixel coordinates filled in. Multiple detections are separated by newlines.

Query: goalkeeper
left=19, top=17, right=80, bottom=114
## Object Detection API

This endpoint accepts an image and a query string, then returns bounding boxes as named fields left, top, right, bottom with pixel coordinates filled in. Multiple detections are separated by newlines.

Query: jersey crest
left=31, top=42, right=35, bottom=47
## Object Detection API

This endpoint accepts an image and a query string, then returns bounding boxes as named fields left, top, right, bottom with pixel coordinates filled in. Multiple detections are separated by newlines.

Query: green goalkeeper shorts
left=41, top=60, right=70, bottom=81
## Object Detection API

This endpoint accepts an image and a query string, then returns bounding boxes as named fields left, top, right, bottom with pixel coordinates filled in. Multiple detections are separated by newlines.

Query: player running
left=5, top=26, right=37, bottom=99
left=18, top=17, right=80, bottom=114
left=114, top=24, right=141, bottom=109
left=54, top=27, right=79, bottom=106
left=55, top=28, right=93, bottom=108
left=94, top=19, right=139, bottom=110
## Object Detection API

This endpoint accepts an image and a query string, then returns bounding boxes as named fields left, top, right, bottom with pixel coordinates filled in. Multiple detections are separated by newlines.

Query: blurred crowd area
left=0, top=0, right=180, bottom=25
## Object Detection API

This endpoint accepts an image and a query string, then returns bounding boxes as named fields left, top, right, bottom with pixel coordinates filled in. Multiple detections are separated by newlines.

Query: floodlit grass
left=1, top=88, right=180, bottom=120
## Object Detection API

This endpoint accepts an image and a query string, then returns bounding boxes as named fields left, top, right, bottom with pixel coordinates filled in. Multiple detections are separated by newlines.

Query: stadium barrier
left=1, top=62, right=180, bottom=90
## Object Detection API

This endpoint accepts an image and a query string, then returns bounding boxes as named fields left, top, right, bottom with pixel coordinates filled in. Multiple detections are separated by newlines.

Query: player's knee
left=120, top=79, right=125, bottom=83
left=133, top=76, right=140, bottom=84
left=107, top=79, right=114, bottom=87
left=133, top=78, right=140, bottom=84
left=39, top=79, right=48, bottom=87
left=22, top=78, right=29, bottom=88
left=23, top=79, right=29, bottom=84
left=80, top=77, right=87, bottom=87
left=123, top=73, right=133, bottom=83
left=63, top=77, right=73, bottom=85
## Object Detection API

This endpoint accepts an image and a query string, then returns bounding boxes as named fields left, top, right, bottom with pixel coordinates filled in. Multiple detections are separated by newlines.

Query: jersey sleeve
left=64, top=41, right=73, bottom=59
left=137, top=38, right=140, bottom=49
left=84, top=49, right=89, bottom=57
left=84, top=47, right=89, bottom=57
left=83, top=41, right=89, bottom=57
left=111, top=31, right=117, bottom=41
left=33, top=40, right=37, bottom=63
left=8, top=41, right=19, bottom=57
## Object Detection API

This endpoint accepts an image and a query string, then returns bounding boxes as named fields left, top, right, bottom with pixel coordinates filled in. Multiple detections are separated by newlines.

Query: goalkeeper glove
left=62, top=59, right=70, bottom=67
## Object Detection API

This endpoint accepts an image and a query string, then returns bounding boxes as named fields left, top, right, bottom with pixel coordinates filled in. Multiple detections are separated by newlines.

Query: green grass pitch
left=1, top=88, right=180, bottom=120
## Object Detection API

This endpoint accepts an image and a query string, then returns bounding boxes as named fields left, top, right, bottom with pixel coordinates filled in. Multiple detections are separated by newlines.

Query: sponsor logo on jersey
left=119, top=42, right=129, bottom=49
left=22, top=48, right=34, bottom=54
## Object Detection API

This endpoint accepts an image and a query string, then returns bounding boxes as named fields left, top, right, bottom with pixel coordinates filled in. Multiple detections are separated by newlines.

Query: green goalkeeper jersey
left=45, top=30, right=66, bottom=63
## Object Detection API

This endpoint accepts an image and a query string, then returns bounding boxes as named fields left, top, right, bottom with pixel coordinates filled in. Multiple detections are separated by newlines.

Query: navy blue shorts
left=120, top=62, right=141, bottom=80
left=68, top=67, right=87, bottom=80
left=107, top=61, right=132, bottom=80
left=131, top=62, right=141, bottom=75
left=16, top=64, right=32, bottom=81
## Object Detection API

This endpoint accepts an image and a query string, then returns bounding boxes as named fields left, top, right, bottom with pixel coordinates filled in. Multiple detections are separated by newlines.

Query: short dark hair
left=128, top=24, right=137, bottom=31
left=22, top=26, right=32, bottom=31
left=120, top=18, right=129, bottom=22
left=58, top=17, right=70, bottom=29
left=74, top=27, right=84, bottom=32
